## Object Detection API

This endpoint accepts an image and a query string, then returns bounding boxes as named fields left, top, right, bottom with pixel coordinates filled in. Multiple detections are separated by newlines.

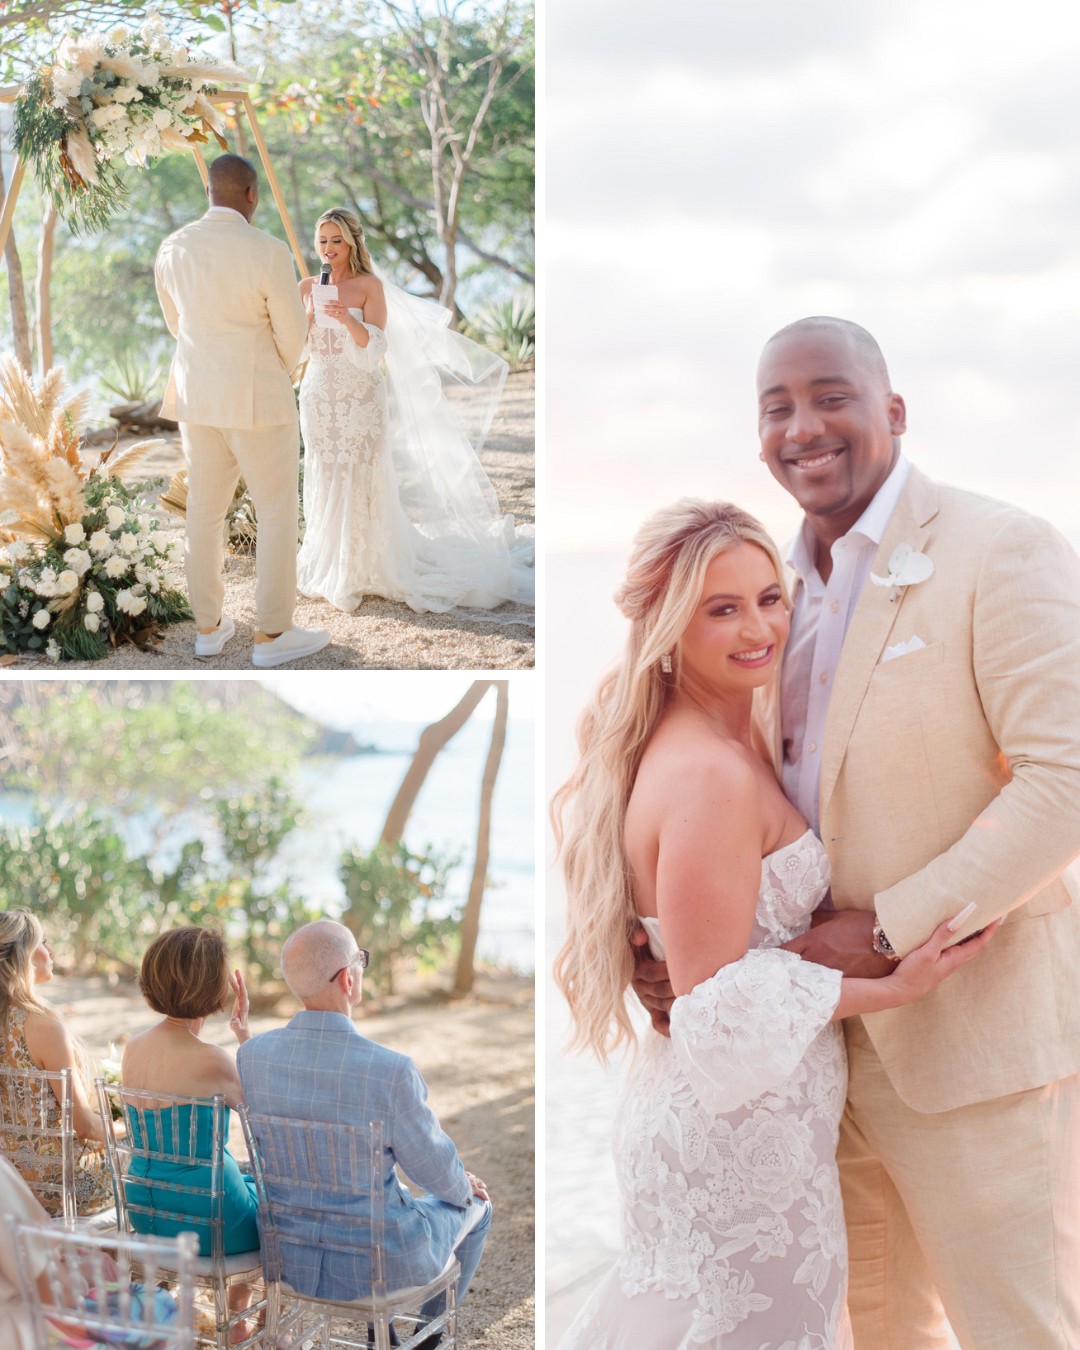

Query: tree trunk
left=35, top=199, right=56, bottom=375
left=379, top=680, right=492, bottom=845
left=453, top=680, right=508, bottom=995
left=0, top=141, right=32, bottom=373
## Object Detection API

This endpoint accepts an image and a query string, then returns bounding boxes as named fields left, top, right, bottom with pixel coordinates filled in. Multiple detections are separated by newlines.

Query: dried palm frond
left=0, top=476, right=55, bottom=542
left=0, top=358, right=50, bottom=441
left=38, top=368, right=66, bottom=421
left=160, top=469, right=188, bottom=517
left=100, top=437, right=164, bottom=480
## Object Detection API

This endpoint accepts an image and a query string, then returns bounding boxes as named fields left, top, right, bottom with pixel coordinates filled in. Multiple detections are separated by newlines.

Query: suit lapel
left=817, top=468, right=939, bottom=825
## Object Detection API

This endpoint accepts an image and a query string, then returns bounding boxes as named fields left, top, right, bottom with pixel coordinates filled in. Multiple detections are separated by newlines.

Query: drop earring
left=660, top=653, right=673, bottom=674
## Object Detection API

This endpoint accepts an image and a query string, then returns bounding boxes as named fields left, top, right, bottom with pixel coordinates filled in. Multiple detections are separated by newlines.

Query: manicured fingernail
left=947, top=902, right=977, bottom=932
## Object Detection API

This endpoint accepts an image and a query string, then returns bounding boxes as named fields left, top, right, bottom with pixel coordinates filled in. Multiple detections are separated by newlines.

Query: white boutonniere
left=870, top=543, right=934, bottom=602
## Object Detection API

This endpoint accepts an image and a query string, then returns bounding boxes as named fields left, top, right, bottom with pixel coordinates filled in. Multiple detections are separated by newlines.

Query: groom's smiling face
left=756, top=327, right=906, bottom=543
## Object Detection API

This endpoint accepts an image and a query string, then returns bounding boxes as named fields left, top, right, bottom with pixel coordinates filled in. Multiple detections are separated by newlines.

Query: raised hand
left=887, top=911, right=1003, bottom=1005
left=783, top=910, right=895, bottom=978
left=228, top=968, right=251, bottom=1044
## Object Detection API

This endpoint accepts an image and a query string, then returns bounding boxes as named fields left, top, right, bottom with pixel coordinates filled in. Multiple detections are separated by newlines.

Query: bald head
left=207, top=154, right=258, bottom=220
left=762, top=316, right=892, bottom=391
left=281, top=920, right=361, bottom=1006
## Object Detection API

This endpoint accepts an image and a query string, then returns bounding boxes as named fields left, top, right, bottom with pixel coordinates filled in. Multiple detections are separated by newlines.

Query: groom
left=155, top=153, right=330, bottom=668
left=637, top=317, right=1080, bottom=1348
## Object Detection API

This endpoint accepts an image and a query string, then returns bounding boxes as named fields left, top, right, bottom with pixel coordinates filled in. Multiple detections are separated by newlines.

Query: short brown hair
left=138, top=927, right=231, bottom=1020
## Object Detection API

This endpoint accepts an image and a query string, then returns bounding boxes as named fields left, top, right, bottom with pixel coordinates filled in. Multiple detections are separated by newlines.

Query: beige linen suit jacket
left=757, top=466, right=1080, bottom=1113
left=155, top=211, right=306, bottom=430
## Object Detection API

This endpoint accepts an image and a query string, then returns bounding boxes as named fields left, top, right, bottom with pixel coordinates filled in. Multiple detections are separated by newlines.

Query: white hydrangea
left=32, top=609, right=50, bottom=630
left=103, top=554, right=129, bottom=579
left=6, top=541, right=29, bottom=563
left=63, top=522, right=86, bottom=545
left=85, top=590, right=105, bottom=613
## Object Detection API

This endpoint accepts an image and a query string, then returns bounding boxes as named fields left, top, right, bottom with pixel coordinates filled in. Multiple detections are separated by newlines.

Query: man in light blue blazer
left=237, top=920, right=491, bottom=1326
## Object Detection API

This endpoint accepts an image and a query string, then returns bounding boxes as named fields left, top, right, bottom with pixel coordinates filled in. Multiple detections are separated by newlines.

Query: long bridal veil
left=374, top=274, right=534, bottom=617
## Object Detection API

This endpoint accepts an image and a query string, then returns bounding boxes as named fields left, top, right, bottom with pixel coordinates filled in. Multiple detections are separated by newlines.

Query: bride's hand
left=887, top=911, right=1003, bottom=1005
left=229, top=968, right=251, bottom=1043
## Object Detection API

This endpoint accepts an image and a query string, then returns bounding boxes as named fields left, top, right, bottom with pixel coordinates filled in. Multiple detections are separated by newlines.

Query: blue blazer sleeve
left=389, top=1058, right=472, bottom=1209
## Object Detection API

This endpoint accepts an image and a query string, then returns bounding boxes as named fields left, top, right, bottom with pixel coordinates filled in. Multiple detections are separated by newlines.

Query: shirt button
left=807, top=741, right=818, bottom=753
left=830, top=601, right=840, bottom=614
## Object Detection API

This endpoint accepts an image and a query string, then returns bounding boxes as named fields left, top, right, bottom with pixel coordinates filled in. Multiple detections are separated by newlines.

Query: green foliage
left=3, top=680, right=312, bottom=814
left=340, top=842, right=459, bottom=996
left=467, top=293, right=534, bottom=371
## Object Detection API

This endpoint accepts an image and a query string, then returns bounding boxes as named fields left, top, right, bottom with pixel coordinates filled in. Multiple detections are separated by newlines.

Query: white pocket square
left=881, top=636, right=927, bottom=664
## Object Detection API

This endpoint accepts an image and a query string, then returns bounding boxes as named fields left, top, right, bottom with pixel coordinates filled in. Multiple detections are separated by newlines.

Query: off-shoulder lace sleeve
left=342, top=316, right=388, bottom=371
left=669, top=948, right=842, bottom=1114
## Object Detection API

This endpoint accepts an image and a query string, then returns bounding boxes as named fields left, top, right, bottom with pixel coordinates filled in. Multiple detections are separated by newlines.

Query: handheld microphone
left=319, top=263, right=331, bottom=286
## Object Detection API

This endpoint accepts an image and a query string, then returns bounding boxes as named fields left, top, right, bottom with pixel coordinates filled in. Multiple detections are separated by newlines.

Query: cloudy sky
left=547, top=0, right=1080, bottom=556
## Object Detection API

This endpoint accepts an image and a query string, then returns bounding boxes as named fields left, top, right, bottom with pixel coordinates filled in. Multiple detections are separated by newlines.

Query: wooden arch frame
left=0, top=88, right=307, bottom=275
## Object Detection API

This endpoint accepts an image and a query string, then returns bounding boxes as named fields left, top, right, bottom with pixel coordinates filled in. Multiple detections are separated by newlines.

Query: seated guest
left=122, top=927, right=259, bottom=1257
left=0, top=1153, right=55, bottom=1348
left=0, top=910, right=113, bottom=1215
left=237, top=920, right=491, bottom=1325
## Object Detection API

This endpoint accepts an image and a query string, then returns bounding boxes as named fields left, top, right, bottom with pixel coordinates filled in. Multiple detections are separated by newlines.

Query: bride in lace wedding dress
left=553, top=501, right=998, bottom=1350
left=296, top=209, right=533, bottom=615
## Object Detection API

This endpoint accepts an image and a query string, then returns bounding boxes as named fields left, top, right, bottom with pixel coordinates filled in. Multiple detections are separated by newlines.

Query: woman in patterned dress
left=0, top=909, right=113, bottom=1216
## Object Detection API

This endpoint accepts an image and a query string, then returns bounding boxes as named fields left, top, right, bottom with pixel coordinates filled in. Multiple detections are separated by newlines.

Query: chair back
left=95, top=1080, right=228, bottom=1263
left=239, top=1107, right=387, bottom=1299
left=0, top=1062, right=77, bottom=1220
left=12, top=1217, right=197, bottom=1347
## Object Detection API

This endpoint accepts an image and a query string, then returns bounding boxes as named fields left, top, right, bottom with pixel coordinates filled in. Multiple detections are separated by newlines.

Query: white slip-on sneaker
left=194, top=614, right=235, bottom=657
left=251, top=626, right=331, bottom=668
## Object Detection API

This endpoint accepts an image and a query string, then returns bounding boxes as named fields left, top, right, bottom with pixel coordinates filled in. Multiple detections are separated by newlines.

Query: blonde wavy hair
left=552, top=499, right=788, bottom=1061
left=315, top=208, right=374, bottom=277
left=0, top=909, right=54, bottom=1044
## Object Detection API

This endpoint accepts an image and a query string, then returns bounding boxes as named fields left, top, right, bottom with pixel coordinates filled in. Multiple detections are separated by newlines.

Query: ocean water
left=0, top=714, right=535, bottom=973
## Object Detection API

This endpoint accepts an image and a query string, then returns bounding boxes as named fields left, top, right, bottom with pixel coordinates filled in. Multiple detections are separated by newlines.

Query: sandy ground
left=10, top=371, right=534, bottom=672
left=53, top=965, right=535, bottom=1349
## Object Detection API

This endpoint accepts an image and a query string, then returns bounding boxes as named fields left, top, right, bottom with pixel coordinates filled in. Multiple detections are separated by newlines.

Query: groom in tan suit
left=638, top=317, right=1080, bottom=1347
left=156, top=154, right=329, bottom=667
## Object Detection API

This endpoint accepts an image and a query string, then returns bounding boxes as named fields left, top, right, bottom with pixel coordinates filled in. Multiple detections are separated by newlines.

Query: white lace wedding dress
left=297, top=304, right=534, bottom=616
left=561, top=830, right=853, bottom=1350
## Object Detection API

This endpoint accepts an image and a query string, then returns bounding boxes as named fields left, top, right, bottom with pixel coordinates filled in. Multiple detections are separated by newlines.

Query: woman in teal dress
left=122, top=928, right=258, bottom=1331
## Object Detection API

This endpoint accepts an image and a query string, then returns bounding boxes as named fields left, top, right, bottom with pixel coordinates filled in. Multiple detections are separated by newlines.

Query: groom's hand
left=783, top=910, right=895, bottom=978
left=630, top=928, right=675, bottom=1036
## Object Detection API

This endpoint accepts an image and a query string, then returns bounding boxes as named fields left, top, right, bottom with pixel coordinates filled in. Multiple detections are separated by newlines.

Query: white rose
left=84, top=612, right=101, bottom=632
left=56, top=570, right=79, bottom=594
left=105, top=505, right=126, bottom=530
left=104, top=554, right=129, bottom=579
left=117, top=532, right=140, bottom=556
left=152, top=107, right=173, bottom=129
left=116, top=589, right=148, bottom=617
left=85, top=590, right=105, bottom=613
left=148, top=530, right=170, bottom=551
left=63, top=522, right=86, bottom=545
left=32, top=609, right=50, bottom=630
left=63, top=547, right=93, bottom=577
left=88, top=529, right=113, bottom=557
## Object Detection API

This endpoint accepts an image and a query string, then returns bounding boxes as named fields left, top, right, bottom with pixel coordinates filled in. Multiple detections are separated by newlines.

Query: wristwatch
left=872, top=918, right=901, bottom=962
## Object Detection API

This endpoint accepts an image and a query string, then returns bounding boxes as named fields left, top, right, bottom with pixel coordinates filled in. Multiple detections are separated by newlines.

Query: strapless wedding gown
left=297, top=307, right=533, bottom=615
left=561, top=830, right=853, bottom=1350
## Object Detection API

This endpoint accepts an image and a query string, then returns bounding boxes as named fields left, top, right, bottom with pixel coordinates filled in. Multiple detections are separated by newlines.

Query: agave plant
left=469, top=295, right=536, bottom=372
left=99, top=348, right=169, bottom=406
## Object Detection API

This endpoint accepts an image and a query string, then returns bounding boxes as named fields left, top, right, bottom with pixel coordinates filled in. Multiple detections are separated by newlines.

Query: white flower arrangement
left=13, top=11, right=249, bottom=232
left=870, top=543, right=934, bottom=603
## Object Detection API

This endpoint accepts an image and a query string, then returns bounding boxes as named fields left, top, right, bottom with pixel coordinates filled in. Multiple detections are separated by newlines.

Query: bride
left=553, top=499, right=998, bottom=1349
left=296, top=208, right=533, bottom=616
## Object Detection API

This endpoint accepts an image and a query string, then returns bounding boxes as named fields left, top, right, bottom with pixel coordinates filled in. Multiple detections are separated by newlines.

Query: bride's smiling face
left=677, top=542, right=789, bottom=690
left=316, top=224, right=351, bottom=271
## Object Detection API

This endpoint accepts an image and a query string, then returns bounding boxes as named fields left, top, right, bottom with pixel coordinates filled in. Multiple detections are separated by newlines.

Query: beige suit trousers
left=180, top=421, right=299, bottom=635
left=841, top=1017, right=1080, bottom=1349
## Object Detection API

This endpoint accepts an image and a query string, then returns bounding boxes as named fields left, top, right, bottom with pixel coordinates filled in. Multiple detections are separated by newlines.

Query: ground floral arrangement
left=0, top=358, right=190, bottom=662
left=13, top=10, right=246, bottom=232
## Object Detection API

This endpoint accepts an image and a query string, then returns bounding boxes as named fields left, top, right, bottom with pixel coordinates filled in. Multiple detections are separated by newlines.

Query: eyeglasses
left=329, top=949, right=370, bottom=983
